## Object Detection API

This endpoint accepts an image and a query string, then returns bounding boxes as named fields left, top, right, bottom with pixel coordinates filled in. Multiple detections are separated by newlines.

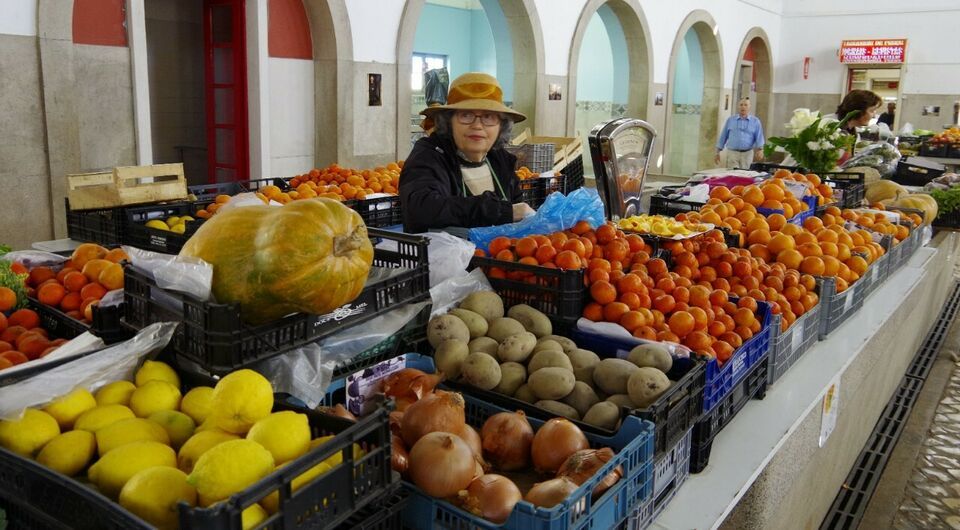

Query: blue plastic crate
left=701, top=300, right=772, bottom=413
left=399, top=356, right=655, bottom=530
left=757, top=194, right=818, bottom=225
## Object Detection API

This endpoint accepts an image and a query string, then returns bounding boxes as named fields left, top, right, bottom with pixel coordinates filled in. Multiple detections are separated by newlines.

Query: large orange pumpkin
left=180, top=198, right=374, bottom=324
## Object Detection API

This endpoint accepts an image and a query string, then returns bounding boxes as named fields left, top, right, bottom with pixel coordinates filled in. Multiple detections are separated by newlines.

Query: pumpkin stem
left=333, top=228, right=364, bottom=256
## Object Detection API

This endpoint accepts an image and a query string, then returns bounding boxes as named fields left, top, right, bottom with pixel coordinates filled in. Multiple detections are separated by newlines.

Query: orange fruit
left=98, top=264, right=124, bottom=291
left=7, top=309, right=39, bottom=330
left=583, top=303, right=604, bottom=321
left=590, top=281, right=618, bottom=305
left=603, top=302, right=630, bottom=323
left=768, top=233, right=796, bottom=254
left=799, top=256, right=825, bottom=276
left=742, top=185, right=765, bottom=207
left=847, top=256, right=868, bottom=276
left=80, top=283, right=107, bottom=301
left=777, top=249, right=803, bottom=270
left=515, top=237, right=538, bottom=258
left=37, top=283, right=66, bottom=307
left=71, top=243, right=108, bottom=269
left=798, top=242, right=823, bottom=257
left=668, top=311, right=696, bottom=337
left=761, top=184, right=786, bottom=202
left=0, top=287, right=16, bottom=312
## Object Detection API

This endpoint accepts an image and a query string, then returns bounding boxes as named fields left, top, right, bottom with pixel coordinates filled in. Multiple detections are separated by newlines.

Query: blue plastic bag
left=468, top=187, right=606, bottom=252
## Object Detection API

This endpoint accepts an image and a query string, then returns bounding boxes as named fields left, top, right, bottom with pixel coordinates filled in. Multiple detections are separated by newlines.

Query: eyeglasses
left=455, top=111, right=501, bottom=126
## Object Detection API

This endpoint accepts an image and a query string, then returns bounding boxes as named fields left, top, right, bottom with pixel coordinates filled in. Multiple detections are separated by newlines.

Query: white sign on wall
left=819, top=375, right=841, bottom=447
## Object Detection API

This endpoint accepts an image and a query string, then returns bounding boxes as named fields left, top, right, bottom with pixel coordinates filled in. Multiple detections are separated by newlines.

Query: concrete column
left=127, top=0, right=153, bottom=166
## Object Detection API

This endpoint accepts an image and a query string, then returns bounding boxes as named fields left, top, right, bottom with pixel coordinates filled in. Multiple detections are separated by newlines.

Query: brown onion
left=455, top=423, right=490, bottom=471
left=391, top=434, right=409, bottom=475
left=524, top=477, right=579, bottom=508
left=557, top=448, right=622, bottom=499
left=401, top=390, right=466, bottom=447
left=408, top=432, right=481, bottom=498
left=531, top=418, right=589, bottom=474
left=389, top=411, right=404, bottom=436
left=319, top=404, right=357, bottom=421
left=457, top=474, right=521, bottom=524
left=383, top=368, right=443, bottom=411
left=481, top=411, right=534, bottom=471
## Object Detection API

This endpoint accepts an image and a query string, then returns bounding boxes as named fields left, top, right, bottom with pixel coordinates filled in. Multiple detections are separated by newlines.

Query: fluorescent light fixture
left=657, top=154, right=663, bottom=168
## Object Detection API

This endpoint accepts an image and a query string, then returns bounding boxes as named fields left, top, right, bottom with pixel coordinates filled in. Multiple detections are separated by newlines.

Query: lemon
left=96, top=417, right=171, bottom=456
left=194, top=418, right=220, bottom=433
left=260, top=460, right=331, bottom=514
left=74, top=405, right=136, bottom=432
left=88, top=440, right=177, bottom=498
left=0, top=409, right=60, bottom=457
left=95, top=381, right=138, bottom=406
left=208, top=369, right=273, bottom=434
left=180, top=216, right=195, bottom=223
left=119, top=467, right=197, bottom=530
left=178, top=430, right=239, bottom=473
left=165, top=216, right=182, bottom=227
left=149, top=410, right=196, bottom=449
left=130, top=380, right=182, bottom=418
left=188, top=439, right=275, bottom=506
left=43, top=388, right=97, bottom=430
left=246, top=411, right=309, bottom=465
left=180, top=386, right=215, bottom=424
left=242, top=503, right=268, bottom=530
left=135, top=360, right=180, bottom=387
left=311, top=436, right=365, bottom=468
left=145, top=220, right=171, bottom=231
left=36, top=430, right=97, bottom=476
left=170, top=224, right=186, bottom=234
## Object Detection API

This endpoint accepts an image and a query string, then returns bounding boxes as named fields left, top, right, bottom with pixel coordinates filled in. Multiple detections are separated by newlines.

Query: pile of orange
left=516, top=166, right=539, bottom=181
left=19, top=243, right=126, bottom=324
left=0, top=307, right=70, bottom=370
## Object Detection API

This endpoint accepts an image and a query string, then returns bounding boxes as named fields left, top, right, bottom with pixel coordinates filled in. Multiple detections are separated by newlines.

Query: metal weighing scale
left=588, top=118, right=658, bottom=221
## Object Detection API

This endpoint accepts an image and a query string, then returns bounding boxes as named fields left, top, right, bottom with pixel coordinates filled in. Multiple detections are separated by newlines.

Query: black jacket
left=399, top=134, right=522, bottom=233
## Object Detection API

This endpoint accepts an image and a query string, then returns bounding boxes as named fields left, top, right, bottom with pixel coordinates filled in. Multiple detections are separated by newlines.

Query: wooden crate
left=510, top=129, right=583, bottom=173
left=67, top=163, right=188, bottom=210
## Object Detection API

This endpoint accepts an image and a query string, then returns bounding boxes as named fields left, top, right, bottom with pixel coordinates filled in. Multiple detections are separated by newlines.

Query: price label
left=843, top=286, right=856, bottom=312
left=820, top=376, right=841, bottom=447
left=792, top=319, right=804, bottom=351
left=731, top=352, right=746, bottom=379
left=784, top=181, right=809, bottom=200
left=871, top=266, right=879, bottom=281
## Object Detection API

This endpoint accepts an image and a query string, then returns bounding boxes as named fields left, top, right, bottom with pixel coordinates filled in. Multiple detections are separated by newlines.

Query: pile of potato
left=427, top=291, right=678, bottom=430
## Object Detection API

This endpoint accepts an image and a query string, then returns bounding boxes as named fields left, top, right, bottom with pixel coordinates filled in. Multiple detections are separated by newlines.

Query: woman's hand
left=512, top=202, right=535, bottom=221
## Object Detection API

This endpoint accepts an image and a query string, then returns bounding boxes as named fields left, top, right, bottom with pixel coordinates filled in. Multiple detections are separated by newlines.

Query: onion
left=383, top=368, right=443, bottom=410
left=481, top=411, right=534, bottom=471
left=524, top=477, right=579, bottom=508
left=408, top=432, right=481, bottom=498
left=531, top=418, right=589, bottom=474
left=400, top=390, right=466, bottom=447
left=319, top=404, right=357, bottom=421
left=457, top=474, right=521, bottom=524
left=391, top=434, right=409, bottom=475
left=389, top=411, right=404, bottom=436
left=557, top=448, right=622, bottom=499
left=455, top=423, right=490, bottom=471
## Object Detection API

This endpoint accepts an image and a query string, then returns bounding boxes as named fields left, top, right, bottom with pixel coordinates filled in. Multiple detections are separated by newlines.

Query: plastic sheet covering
left=0, top=250, right=67, bottom=269
left=0, top=322, right=178, bottom=420
left=429, top=268, right=492, bottom=318
left=378, top=231, right=474, bottom=288
left=468, top=187, right=606, bottom=252
left=576, top=317, right=694, bottom=358
left=124, top=245, right=213, bottom=302
left=0, top=332, right=104, bottom=386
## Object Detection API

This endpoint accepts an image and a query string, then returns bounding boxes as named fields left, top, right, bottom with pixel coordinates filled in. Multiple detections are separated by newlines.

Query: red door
left=204, top=0, right=249, bottom=183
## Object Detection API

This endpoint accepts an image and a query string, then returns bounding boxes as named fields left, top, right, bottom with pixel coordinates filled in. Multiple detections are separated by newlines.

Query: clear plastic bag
left=377, top=231, right=475, bottom=288
left=0, top=332, right=105, bottom=386
left=124, top=245, right=213, bottom=301
left=468, top=187, right=606, bottom=251
left=429, top=268, right=492, bottom=317
left=0, top=250, right=67, bottom=269
left=575, top=318, right=693, bottom=358
left=0, top=322, right=178, bottom=420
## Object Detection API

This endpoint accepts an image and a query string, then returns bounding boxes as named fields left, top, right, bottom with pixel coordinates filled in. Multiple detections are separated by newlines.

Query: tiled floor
left=893, top=362, right=960, bottom=530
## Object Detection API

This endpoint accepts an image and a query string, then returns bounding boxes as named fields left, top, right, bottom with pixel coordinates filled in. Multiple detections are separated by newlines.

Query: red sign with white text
left=840, top=39, right=907, bottom=64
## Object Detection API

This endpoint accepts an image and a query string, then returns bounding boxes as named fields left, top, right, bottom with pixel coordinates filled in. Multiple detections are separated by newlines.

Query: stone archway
left=733, top=27, right=773, bottom=136
left=663, top=10, right=723, bottom=176
left=565, top=0, right=652, bottom=134
left=302, top=0, right=352, bottom=166
left=394, top=0, right=545, bottom=159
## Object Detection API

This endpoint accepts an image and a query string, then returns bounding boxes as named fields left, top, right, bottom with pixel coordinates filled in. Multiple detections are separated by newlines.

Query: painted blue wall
left=413, top=3, right=511, bottom=99
left=597, top=6, right=628, bottom=104
left=673, top=29, right=704, bottom=105
left=575, top=6, right=629, bottom=103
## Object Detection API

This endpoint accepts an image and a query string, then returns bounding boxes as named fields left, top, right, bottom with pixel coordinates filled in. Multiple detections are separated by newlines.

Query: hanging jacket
left=399, top=133, right=522, bottom=233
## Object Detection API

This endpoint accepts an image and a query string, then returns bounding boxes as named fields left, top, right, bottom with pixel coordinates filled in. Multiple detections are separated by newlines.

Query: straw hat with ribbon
left=421, top=72, right=527, bottom=128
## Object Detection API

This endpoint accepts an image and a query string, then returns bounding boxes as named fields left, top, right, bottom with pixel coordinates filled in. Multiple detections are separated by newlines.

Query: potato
left=537, top=335, right=577, bottom=355
left=593, top=359, right=639, bottom=396
left=568, top=349, right=600, bottom=383
left=514, top=384, right=537, bottom=404
left=496, top=332, right=537, bottom=363
left=449, top=308, right=489, bottom=339
left=527, top=350, right=573, bottom=374
left=507, top=304, right=552, bottom=337
left=535, top=400, right=580, bottom=420
left=427, top=315, right=470, bottom=348
left=533, top=340, right=564, bottom=354
left=582, top=402, right=621, bottom=430
left=627, top=367, right=671, bottom=408
left=495, top=362, right=527, bottom=396
left=434, top=340, right=469, bottom=379
left=460, top=291, right=504, bottom=321
left=528, top=367, right=576, bottom=401
left=469, top=337, right=500, bottom=356
left=487, top=318, right=527, bottom=343
left=562, top=382, right=600, bottom=417
left=627, top=344, right=673, bottom=373
left=461, top=352, right=502, bottom=390
left=606, top=394, right=636, bottom=409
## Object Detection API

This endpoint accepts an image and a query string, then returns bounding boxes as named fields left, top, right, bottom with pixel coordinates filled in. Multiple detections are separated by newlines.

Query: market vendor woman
left=399, top=72, right=535, bottom=233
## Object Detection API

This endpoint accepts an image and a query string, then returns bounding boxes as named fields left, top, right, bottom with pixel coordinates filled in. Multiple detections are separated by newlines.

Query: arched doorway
left=567, top=0, right=651, bottom=178
left=395, top=0, right=544, bottom=159
left=664, top=10, right=722, bottom=177
left=733, top=28, right=773, bottom=136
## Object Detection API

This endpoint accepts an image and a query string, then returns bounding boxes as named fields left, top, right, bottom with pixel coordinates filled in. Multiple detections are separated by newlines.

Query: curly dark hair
left=431, top=110, right=514, bottom=150
left=836, top=90, right=882, bottom=122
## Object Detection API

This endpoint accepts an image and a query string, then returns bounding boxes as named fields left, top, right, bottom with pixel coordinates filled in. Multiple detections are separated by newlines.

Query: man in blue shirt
left=715, top=98, right=765, bottom=169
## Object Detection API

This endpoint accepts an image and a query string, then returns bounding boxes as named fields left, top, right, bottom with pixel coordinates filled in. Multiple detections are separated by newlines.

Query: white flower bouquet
left=764, top=108, right=857, bottom=173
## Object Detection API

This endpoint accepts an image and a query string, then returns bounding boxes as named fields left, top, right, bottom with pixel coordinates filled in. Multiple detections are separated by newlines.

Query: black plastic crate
left=348, top=195, right=403, bottom=228
left=892, top=157, right=946, bottom=186
left=30, top=296, right=128, bottom=344
left=768, top=294, right=822, bottom=386
left=516, top=175, right=567, bottom=209
left=689, top=355, right=769, bottom=473
left=819, top=172, right=865, bottom=209
left=333, top=484, right=408, bottom=530
left=749, top=162, right=808, bottom=174
left=467, top=256, right=585, bottom=327
left=919, top=142, right=949, bottom=158
left=122, top=228, right=430, bottom=375
left=648, top=188, right=704, bottom=217
left=122, top=201, right=204, bottom=254
left=187, top=177, right=285, bottom=201
left=935, top=208, right=960, bottom=229
left=625, top=427, right=694, bottom=529
left=330, top=303, right=431, bottom=380
left=65, top=198, right=126, bottom=247
left=560, top=154, right=585, bottom=193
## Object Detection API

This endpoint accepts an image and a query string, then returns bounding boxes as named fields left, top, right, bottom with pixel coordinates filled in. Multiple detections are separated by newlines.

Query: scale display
left=588, top=118, right=657, bottom=220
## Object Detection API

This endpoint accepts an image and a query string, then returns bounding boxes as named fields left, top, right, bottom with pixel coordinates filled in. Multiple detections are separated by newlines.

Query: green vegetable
left=931, top=187, right=960, bottom=215
left=0, top=244, right=9, bottom=256
left=0, top=260, right=28, bottom=309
